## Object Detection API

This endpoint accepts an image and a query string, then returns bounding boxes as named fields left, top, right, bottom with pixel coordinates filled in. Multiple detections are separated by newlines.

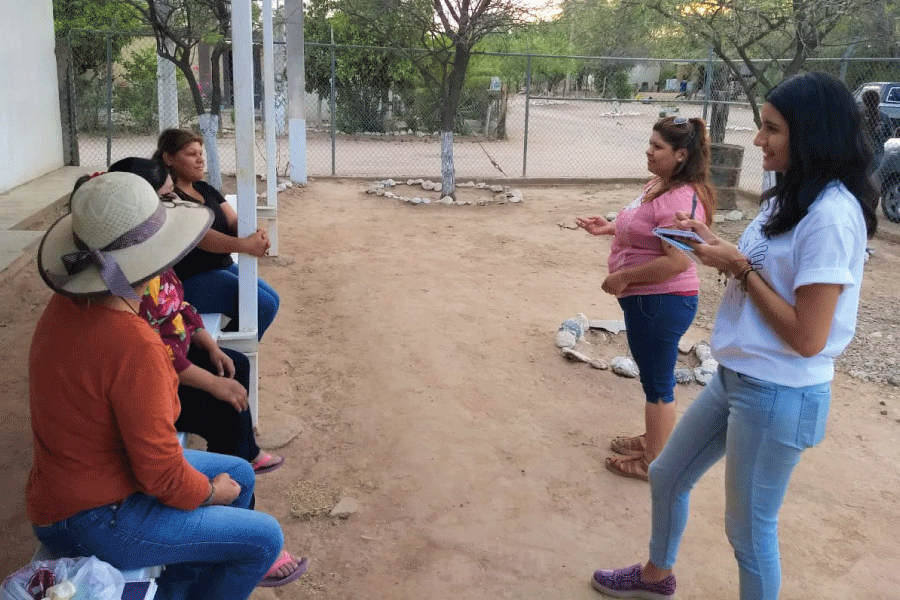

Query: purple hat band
left=61, top=202, right=167, bottom=300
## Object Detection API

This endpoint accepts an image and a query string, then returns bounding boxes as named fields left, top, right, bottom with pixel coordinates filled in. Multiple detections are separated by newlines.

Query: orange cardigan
left=27, top=295, right=210, bottom=525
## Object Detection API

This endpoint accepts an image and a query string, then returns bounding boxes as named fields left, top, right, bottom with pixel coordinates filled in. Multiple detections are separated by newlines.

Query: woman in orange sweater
left=28, top=172, right=306, bottom=599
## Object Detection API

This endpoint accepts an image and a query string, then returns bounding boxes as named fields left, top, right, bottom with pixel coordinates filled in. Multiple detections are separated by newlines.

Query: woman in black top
left=153, top=129, right=280, bottom=339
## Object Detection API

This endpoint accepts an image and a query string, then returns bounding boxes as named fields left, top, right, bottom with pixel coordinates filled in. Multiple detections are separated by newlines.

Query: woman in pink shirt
left=577, top=116, right=716, bottom=480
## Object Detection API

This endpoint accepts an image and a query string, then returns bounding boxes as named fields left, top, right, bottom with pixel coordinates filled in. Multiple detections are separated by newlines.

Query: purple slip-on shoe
left=591, top=563, right=676, bottom=600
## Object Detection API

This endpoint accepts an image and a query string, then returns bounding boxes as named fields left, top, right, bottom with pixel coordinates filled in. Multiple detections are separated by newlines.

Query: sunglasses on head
left=673, top=117, right=689, bottom=125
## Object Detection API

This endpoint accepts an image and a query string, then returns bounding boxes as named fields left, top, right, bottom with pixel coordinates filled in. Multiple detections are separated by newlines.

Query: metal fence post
left=105, top=32, right=113, bottom=166
left=522, top=52, right=531, bottom=177
left=702, top=46, right=713, bottom=123
left=330, top=28, right=336, bottom=176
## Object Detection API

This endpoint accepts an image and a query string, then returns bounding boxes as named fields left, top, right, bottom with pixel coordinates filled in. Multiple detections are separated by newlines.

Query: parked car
left=878, top=134, right=900, bottom=223
left=853, top=82, right=900, bottom=131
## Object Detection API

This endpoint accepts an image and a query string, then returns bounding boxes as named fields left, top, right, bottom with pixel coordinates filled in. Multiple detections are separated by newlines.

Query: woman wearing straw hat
left=28, top=172, right=307, bottom=599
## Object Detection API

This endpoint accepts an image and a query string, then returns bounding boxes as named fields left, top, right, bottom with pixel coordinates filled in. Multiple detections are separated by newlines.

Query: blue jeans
left=618, top=293, right=698, bottom=403
left=647, top=366, right=830, bottom=600
left=181, top=264, right=280, bottom=340
left=33, top=450, right=282, bottom=600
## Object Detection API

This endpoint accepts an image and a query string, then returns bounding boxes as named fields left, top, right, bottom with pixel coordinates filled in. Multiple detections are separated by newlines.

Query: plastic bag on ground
left=1, top=556, right=124, bottom=600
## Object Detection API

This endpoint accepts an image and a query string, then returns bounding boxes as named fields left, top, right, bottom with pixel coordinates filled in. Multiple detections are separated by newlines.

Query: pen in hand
left=690, top=192, right=697, bottom=221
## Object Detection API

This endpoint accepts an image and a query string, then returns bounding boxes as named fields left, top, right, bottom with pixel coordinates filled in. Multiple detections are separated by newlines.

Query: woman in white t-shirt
left=590, top=72, right=879, bottom=600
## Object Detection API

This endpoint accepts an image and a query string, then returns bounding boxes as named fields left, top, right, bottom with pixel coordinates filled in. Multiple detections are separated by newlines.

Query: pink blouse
left=139, top=269, right=205, bottom=373
left=607, top=182, right=705, bottom=299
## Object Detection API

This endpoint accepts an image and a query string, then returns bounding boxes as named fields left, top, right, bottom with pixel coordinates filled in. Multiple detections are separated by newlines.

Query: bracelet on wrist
left=735, top=262, right=755, bottom=292
left=201, top=481, right=216, bottom=506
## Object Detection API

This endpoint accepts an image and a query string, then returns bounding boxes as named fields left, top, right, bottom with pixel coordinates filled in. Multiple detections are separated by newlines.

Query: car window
left=886, top=87, right=900, bottom=104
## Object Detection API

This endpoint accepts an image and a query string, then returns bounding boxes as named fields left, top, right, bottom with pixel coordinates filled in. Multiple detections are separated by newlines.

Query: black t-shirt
left=172, top=180, right=235, bottom=281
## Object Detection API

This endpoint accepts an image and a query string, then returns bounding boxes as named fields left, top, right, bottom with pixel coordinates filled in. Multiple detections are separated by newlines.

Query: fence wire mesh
left=58, top=30, right=899, bottom=196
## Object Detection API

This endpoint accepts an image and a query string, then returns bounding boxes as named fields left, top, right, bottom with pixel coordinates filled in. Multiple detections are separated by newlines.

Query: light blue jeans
left=647, top=366, right=830, bottom=600
left=33, top=449, right=283, bottom=600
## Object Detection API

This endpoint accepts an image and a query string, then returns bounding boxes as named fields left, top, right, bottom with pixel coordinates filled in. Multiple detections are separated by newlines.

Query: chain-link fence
left=57, top=30, right=899, bottom=197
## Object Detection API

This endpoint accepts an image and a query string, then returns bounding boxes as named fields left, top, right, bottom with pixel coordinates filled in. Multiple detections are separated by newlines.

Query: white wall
left=0, top=0, right=64, bottom=194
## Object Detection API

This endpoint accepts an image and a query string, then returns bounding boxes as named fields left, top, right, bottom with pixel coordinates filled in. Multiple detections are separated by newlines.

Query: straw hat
left=38, top=171, right=212, bottom=299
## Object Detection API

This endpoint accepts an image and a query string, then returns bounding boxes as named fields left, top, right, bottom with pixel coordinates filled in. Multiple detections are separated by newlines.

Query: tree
left=630, top=0, right=886, bottom=133
left=339, top=0, right=534, bottom=198
left=52, top=0, right=144, bottom=72
left=304, top=2, right=416, bottom=133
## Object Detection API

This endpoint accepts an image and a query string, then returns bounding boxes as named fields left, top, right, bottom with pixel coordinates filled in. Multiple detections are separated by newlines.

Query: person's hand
left=208, top=346, right=235, bottom=378
left=575, top=216, right=615, bottom=236
left=240, top=230, right=269, bottom=257
left=209, top=472, right=241, bottom=505
left=601, top=271, right=629, bottom=295
left=209, top=377, right=248, bottom=412
left=673, top=211, right=747, bottom=274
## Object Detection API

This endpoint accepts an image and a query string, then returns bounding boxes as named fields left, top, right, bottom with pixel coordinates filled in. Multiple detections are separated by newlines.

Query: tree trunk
left=439, top=41, right=471, bottom=199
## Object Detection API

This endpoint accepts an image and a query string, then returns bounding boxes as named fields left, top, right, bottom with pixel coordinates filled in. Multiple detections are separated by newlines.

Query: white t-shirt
left=711, top=180, right=867, bottom=387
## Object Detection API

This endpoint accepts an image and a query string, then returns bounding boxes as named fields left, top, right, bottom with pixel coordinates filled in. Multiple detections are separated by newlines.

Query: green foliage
left=54, top=0, right=143, bottom=73
left=113, top=46, right=158, bottom=132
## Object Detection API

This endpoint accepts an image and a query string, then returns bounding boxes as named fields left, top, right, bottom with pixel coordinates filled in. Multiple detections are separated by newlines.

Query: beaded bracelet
left=735, top=262, right=755, bottom=292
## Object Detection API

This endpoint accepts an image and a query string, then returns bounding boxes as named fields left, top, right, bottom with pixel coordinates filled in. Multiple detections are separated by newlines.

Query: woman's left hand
left=601, top=272, right=629, bottom=295
left=208, top=347, right=235, bottom=378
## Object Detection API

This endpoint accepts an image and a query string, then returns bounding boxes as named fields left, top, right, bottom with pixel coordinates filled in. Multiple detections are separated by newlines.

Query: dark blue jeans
left=618, top=293, right=698, bottom=403
left=181, top=264, right=280, bottom=340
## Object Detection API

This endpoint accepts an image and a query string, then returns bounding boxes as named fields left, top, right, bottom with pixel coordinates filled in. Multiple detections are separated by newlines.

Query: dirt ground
left=1, top=179, right=898, bottom=600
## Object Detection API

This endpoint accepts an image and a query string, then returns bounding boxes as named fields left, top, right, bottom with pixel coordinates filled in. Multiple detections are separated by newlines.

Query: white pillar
left=231, top=0, right=260, bottom=424
left=285, top=0, right=307, bottom=184
left=263, top=0, right=279, bottom=256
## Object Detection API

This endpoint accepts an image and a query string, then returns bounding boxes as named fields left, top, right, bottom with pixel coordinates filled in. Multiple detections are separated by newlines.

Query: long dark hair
left=653, top=116, right=717, bottom=226
left=762, top=72, right=878, bottom=238
left=109, top=157, right=169, bottom=192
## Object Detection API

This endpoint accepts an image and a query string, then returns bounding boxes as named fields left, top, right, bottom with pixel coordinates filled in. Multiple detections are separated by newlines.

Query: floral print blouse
left=139, top=268, right=205, bottom=373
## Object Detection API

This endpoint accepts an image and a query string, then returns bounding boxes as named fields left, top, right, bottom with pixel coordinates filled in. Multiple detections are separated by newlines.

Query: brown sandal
left=605, top=454, right=649, bottom=481
left=610, top=434, right=646, bottom=457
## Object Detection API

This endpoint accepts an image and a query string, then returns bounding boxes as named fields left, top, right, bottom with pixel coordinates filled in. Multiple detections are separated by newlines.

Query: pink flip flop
left=259, top=551, right=309, bottom=587
left=251, top=452, right=285, bottom=474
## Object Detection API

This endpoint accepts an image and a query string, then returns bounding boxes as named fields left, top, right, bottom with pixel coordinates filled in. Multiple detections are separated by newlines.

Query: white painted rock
left=562, top=347, right=591, bottom=363
left=384, top=191, right=396, bottom=198
left=410, top=197, right=422, bottom=204
left=694, top=365, right=715, bottom=385
left=589, top=319, right=626, bottom=334
left=725, top=210, right=744, bottom=221
left=476, top=182, right=488, bottom=189
left=701, top=358, right=719, bottom=371
left=434, top=182, right=442, bottom=191
left=611, top=356, right=639, bottom=378
left=678, top=338, right=697, bottom=354
left=422, top=180, right=436, bottom=190
left=407, top=179, right=417, bottom=186
left=674, top=368, right=694, bottom=384
left=440, top=196, right=454, bottom=204
left=713, top=213, right=726, bottom=223
left=694, top=341, right=712, bottom=363
left=555, top=330, right=577, bottom=349
left=590, top=358, right=609, bottom=370
left=330, top=497, right=360, bottom=518
left=421, top=197, right=431, bottom=204
left=494, top=193, right=507, bottom=203
left=490, top=185, right=504, bottom=193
